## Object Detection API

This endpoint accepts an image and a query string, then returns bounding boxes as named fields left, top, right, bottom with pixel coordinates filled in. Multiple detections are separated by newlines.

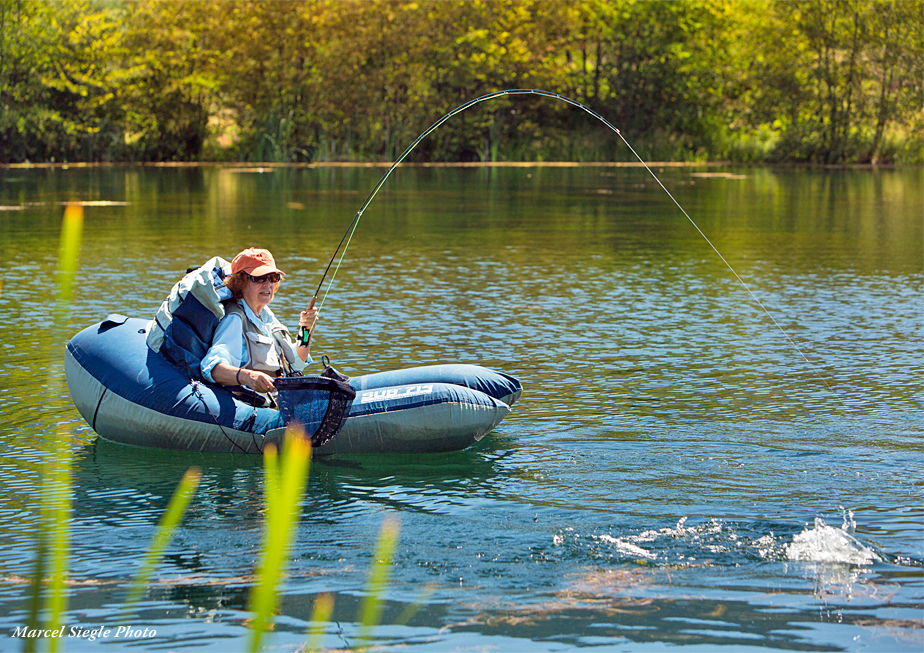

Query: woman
left=201, top=248, right=318, bottom=398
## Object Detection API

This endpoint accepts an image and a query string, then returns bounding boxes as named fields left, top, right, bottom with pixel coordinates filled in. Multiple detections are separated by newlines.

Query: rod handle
left=299, top=296, right=317, bottom=347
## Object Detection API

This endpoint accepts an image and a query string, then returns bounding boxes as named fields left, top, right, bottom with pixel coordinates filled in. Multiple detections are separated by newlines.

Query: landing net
left=275, top=376, right=356, bottom=448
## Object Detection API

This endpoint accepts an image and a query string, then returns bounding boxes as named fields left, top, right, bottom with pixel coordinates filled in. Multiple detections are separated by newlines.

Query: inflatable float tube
left=65, top=315, right=522, bottom=454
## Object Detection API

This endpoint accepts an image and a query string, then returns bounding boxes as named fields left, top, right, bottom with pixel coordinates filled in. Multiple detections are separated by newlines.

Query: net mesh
left=275, top=376, right=356, bottom=448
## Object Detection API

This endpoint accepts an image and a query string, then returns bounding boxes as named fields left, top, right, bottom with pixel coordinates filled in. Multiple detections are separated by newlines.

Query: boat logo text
left=360, top=384, right=434, bottom=404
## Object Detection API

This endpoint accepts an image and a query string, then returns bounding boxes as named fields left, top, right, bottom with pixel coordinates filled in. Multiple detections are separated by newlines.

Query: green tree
left=209, top=1, right=324, bottom=162
left=0, top=0, right=920, bottom=164
left=521, top=0, right=745, bottom=162
left=0, top=0, right=124, bottom=163
left=746, top=0, right=922, bottom=163
left=119, top=0, right=224, bottom=161
left=866, top=0, right=923, bottom=162
left=408, top=0, right=576, bottom=162
left=311, top=0, right=434, bottom=161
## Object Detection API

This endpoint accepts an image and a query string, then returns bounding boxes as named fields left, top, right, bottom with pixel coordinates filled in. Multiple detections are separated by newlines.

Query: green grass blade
left=45, top=428, right=73, bottom=653
left=357, top=515, right=400, bottom=646
left=393, top=583, right=435, bottom=627
left=55, top=202, right=84, bottom=311
left=121, top=468, right=202, bottom=621
left=303, top=593, right=334, bottom=652
left=23, top=202, right=85, bottom=652
left=247, top=429, right=311, bottom=653
left=23, top=531, right=47, bottom=653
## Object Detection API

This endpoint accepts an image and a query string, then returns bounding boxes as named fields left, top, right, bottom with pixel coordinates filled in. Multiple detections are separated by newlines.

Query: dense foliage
left=1, top=0, right=921, bottom=164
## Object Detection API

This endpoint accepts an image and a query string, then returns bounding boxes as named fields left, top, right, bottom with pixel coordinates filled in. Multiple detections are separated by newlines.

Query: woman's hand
left=239, top=368, right=277, bottom=393
left=296, top=297, right=318, bottom=361
left=299, top=303, right=319, bottom=331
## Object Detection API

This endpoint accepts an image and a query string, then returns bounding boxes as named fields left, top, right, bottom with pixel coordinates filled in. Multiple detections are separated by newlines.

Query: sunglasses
left=247, top=273, right=281, bottom=284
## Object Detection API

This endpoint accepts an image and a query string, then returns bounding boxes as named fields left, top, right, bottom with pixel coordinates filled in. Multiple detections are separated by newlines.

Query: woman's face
left=242, top=274, right=278, bottom=312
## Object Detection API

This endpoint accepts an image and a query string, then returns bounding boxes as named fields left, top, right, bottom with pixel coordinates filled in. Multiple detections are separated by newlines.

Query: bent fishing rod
left=300, top=88, right=831, bottom=391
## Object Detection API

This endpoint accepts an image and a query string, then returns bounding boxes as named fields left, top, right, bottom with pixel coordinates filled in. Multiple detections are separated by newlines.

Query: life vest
left=223, top=301, right=302, bottom=377
left=147, top=257, right=303, bottom=382
left=146, top=257, right=234, bottom=379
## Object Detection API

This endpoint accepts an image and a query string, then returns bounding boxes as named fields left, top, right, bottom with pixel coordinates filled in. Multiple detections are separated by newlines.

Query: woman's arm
left=203, top=313, right=279, bottom=393
left=209, top=362, right=277, bottom=394
left=201, top=313, right=245, bottom=382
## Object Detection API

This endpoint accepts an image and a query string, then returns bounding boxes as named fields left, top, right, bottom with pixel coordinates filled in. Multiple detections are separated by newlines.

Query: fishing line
left=614, top=137, right=833, bottom=391
left=314, top=90, right=581, bottom=309
left=312, top=88, right=832, bottom=391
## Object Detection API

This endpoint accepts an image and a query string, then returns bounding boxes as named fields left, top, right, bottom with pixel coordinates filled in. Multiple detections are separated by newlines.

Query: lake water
left=0, top=163, right=921, bottom=652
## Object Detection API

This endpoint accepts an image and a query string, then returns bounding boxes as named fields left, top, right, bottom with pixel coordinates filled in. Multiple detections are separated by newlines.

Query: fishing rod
left=310, top=89, right=612, bottom=312
left=302, top=88, right=832, bottom=391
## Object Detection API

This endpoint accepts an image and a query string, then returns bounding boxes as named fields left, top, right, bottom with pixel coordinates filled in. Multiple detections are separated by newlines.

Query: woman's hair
left=224, top=271, right=281, bottom=301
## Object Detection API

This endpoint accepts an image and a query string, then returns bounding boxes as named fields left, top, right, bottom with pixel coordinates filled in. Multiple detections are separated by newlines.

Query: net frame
left=275, top=376, right=356, bottom=447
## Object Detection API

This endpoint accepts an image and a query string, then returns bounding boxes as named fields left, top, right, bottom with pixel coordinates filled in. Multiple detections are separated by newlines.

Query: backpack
left=146, top=257, right=233, bottom=379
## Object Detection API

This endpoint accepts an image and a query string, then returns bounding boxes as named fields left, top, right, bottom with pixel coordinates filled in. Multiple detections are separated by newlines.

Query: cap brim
left=248, top=264, right=285, bottom=277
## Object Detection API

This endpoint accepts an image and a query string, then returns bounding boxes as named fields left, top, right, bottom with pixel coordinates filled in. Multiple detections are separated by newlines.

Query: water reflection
left=309, top=447, right=509, bottom=519
left=0, top=164, right=920, bottom=652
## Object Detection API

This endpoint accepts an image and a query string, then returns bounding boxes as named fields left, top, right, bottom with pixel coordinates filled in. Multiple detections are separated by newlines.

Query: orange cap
left=231, top=248, right=285, bottom=277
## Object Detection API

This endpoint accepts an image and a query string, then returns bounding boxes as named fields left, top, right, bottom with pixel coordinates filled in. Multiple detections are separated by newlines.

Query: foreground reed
left=23, top=203, right=84, bottom=653
left=121, top=468, right=202, bottom=621
left=356, top=516, right=401, bottom=647
left=246, top=429, right=408, bottom=651
left=27, top=203, right=403, bottom=651
left=247, top=429, right=312, bottom=652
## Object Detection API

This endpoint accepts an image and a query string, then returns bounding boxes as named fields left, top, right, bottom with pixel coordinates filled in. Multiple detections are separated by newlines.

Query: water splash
left=785, top=517, right=882, bottom=565
left=553, top=518, right=747, bottom=565
left=596, top=534, right=658, bottom=560
left=554, top=514, right=888, bottom=567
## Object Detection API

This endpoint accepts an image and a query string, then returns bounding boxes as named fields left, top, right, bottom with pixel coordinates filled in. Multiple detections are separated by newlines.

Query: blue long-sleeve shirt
left=201, top=300, right=309, bottom=382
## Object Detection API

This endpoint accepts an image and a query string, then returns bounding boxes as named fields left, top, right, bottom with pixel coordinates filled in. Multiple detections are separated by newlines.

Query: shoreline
left=1, top=160, right=912, bottom=170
